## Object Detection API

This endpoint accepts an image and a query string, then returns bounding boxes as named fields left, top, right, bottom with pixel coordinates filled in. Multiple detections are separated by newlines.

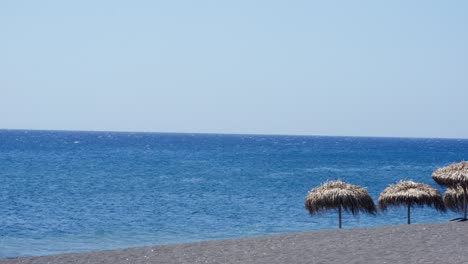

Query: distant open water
left=1, top=130, right=467, bottom=258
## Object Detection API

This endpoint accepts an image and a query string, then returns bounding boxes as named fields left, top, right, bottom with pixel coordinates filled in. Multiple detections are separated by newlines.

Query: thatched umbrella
left=432, top=161, right=468, bottom=220
left=443, top=186, right=466, bottom=212
left=378, top=180, right=445, bottom=224
left=305, top=180, right=376, bottom=229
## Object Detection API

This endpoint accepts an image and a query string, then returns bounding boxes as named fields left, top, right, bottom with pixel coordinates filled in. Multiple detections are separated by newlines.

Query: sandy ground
left=2, top=222, right=468, bottom=264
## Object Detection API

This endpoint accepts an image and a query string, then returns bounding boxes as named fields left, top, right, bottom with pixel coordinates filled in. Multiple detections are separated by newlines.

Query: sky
left=1, top=1, right=467, bottom=138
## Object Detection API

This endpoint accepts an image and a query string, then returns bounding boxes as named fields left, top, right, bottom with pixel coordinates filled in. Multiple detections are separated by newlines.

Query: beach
left=2, top=131, right=468, bottom=260
left=2, top=131, right=466, bottom=257
left=2, top=222, right=467, bottom=264
left=3, top=0, right=468, bottom=261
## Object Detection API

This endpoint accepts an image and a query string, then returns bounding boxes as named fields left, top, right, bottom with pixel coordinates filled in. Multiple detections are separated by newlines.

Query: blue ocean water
left=1, top=130, right=467, bottom=258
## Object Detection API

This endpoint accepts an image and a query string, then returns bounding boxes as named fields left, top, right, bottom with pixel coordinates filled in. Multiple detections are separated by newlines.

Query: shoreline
left=2, top=222, right=468, bottom=264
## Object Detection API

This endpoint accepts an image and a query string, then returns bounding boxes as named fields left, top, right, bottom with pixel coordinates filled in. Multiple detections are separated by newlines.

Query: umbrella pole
left=407, top=204, right=411, bottom=225
left=464, top=186, right=467, bottom=220
left=338, top=205, right=342, bottom=229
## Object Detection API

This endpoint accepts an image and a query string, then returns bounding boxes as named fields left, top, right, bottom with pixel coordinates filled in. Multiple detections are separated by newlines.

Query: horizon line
left=1, top=127, right=467, bottom=141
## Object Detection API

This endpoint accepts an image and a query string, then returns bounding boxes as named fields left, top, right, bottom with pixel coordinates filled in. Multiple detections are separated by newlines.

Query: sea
left=1, top=129, right=467, bottom=258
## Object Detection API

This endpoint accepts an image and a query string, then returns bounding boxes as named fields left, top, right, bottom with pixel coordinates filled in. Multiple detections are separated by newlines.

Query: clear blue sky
left=1, top=1, right=467, bottom=138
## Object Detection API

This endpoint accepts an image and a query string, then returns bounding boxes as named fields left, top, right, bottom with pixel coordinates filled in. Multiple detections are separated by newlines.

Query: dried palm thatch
left=305, top=180, right=376, bottom=228
left=432, top=161, right=468, bottom=187
left=432, top=161, right=468, bottom=220
left=378, top=180, right=445, bottom=224
left=444, top=186, right=466, bottom=212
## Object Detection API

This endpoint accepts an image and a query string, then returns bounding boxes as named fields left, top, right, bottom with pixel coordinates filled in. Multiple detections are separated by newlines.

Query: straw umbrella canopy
left=432, top=161, right=468, bottom=220
left=378, top=180, right=445, bottom=224
left=305, top=180, right=376, bottom=229
left=444, top=186, right=466, bottom=212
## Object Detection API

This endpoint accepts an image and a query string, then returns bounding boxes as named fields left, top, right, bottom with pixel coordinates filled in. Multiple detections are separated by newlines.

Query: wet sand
left=2, top=222, right=467, bottom=264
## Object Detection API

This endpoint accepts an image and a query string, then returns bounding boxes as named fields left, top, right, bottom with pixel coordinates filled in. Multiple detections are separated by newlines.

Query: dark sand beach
left=2, top=222, right=468, bottom=264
